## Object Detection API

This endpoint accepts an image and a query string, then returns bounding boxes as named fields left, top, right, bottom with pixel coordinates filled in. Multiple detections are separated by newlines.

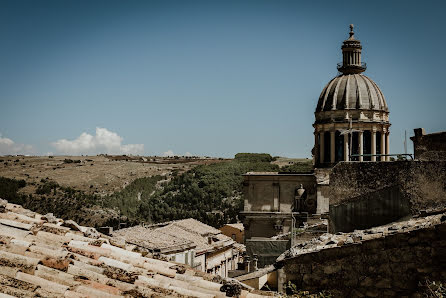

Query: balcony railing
left=337, top=62, right=367, bottom=72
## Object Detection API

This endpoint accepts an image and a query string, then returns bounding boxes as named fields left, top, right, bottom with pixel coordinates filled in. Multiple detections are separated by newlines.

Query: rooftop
left=222, top=223, right=244, bottom=232
left=277, top=211, right=446, bottom=262
left=0, top=199, right=268, bottom=297
left=113, top=218, right=236, bottom=255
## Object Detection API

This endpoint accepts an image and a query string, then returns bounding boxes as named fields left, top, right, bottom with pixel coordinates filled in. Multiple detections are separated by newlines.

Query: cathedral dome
left=316, top=74, right=388, bottom=113
left=313, top=25, right=391, bottom=166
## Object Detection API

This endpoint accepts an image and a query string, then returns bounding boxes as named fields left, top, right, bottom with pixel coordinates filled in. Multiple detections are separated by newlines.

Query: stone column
left=273, top=183, right=279, bottom=212
left=330, top=130, right=335, bottom=163
left=371, top=130, right=376, bottom=161
left=252, top=254, right=258, bottom=272
left=344, top=133, right=349, bottom=161
left=381, top=130, right=386, bottom=161
left=314, top=133, right=319, bottom=164
left=277, top=268, right=286, bottom=293
left=244, top=256, right=251, bottom=273
left=359, top=131, right=364, bottom=162
left=386, top=132, right=390, bottom=161
left=319, top=132, right=325, bottom=164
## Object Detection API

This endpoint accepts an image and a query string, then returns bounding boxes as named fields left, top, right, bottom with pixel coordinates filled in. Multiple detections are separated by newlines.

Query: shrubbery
left=0, top=177, right=26, bottom=201
left=279, top=160, right=313, bottom=173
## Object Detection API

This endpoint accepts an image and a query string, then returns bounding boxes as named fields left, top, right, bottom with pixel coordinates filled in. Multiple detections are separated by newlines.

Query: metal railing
left=349, top=153, right=414, bottom=160
left=337, top=62, right=367, bottom=71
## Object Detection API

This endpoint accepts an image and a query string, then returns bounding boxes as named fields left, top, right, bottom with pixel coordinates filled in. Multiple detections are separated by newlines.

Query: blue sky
left=0, top=0, right=445, bottom=157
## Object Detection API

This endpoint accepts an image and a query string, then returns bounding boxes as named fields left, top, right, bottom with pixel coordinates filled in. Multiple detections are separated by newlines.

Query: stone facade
left=327, top=161, right=446, bottom=213
left=219, top=224, right=244, bottom=244
left=329, top=185, right=411, bottom=233
left=326, top=161, right=446, bottom=232
left=240, top=173, right=317, bottom=268
left=276, top=213, right=446, bottom=297
left=411, top=128, right=446, bottom=160
left=241, top=173, right=317, bottom=239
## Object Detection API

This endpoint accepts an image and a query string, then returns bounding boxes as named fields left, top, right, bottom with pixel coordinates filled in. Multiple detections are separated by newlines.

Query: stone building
left=314, top=25, right=390, bottom=166
left=240, top=172, right=317, bottom=268
left=240, top=25, right=393, bottom=269
left=219, top=223, right=244, bottom=244
left=410, top=128, right=446, bottom=160
left=112, top=218, right=244, bottom=278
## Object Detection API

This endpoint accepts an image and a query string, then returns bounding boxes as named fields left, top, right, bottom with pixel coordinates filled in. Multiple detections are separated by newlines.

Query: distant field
left=272, top=157, right=313, bottom=169
left=0, top=155, right=224, bottom=196
left=0, top=154, right=311, bottom=228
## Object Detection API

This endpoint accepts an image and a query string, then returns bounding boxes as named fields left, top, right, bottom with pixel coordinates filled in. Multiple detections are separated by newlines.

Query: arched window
left=335, top=131, right=344, bottom=162
left=363, top=130, right=372, bottom=161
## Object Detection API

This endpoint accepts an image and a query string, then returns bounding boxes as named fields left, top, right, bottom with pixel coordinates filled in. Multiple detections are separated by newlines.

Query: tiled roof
left=0, top=199, right=268, bottom=297
left=114, top=219, right=235, bottom=254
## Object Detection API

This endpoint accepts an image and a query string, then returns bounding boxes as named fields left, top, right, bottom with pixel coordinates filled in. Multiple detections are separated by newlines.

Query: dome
left=313, top=25, right=391, bottom=166
left=316, top=74, right=388, bottom=113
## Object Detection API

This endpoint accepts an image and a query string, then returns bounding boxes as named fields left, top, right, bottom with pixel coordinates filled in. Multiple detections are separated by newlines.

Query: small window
left=231, top=234, right=236, bottom=240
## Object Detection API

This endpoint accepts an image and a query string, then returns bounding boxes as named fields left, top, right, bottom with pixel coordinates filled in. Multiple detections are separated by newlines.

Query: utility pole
left=404, top=130, right=407, bottom=155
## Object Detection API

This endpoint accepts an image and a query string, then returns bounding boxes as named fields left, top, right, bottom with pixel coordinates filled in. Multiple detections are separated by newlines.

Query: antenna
left=404, top=130, right=407, bottom=155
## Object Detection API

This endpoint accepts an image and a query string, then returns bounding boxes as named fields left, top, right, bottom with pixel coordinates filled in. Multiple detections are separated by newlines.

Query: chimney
left=252, top=254, right=258, bottom=272
left=414, top=128, right=426, bottom=138
left=244, top=256, right=251, bottom=273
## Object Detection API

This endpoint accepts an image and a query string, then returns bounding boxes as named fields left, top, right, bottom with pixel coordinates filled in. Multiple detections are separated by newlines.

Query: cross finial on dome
left=349, top=24, right=355, bottom=39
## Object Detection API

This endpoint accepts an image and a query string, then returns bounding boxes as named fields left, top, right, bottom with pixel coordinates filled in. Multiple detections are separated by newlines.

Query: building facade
left=112, top=218, right=243, bottom=278
left=410, top=128, right=446, bottom=160
left=220, top=223, right=245, bottom=244
left=314, top=25, right=390, bottom=166
left=240, top=172, right=317, bottom=268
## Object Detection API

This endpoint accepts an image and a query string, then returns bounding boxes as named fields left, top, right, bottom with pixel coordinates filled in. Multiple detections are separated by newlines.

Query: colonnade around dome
left=314, top=123, right=390, bottom=166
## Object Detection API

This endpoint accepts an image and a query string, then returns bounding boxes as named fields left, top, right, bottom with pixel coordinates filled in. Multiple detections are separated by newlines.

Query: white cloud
left=52, top=127, right=144, bottom=155
left=162, top=150, right=194, bottom=157
left=163, top=150, right=175, bottom=157
left=0, top=134, right=35, bottom=155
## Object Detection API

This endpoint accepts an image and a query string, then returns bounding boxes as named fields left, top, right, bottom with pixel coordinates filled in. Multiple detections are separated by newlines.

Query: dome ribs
left=359, top=74, right=372, bottom=110
left=332, top=75, right=344, bottom=110
left=370, top=79, right=388, bottom=111
left=321, top=77, right=337, bottom=111
left=316, top=74, right=388, bottom=114
left=344, top=75, right=350, bottom=109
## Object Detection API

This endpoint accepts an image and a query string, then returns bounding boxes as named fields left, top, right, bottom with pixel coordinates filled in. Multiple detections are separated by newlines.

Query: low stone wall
left=277, top=214, right=446, bottom=297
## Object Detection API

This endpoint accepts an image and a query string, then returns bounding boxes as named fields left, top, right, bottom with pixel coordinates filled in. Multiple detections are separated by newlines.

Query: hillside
left=0, top=154, right=313, bottom=228
left=0, top=155, right=221, bottom=195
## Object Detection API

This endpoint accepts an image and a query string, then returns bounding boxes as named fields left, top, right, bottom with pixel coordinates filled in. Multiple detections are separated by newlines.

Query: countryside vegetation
left=0, top=153, right=313, bottom=228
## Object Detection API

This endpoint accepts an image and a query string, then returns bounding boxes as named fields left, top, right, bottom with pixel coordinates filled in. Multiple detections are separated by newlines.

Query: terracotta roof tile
left=0, top=199, right=269, bottom=297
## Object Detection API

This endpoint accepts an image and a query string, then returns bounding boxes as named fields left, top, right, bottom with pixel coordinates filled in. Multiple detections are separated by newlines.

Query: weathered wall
left=243, top=215, right=293, bottom=239
left=243, top=174, right=317, bottom=214
left=411, top=128, right=446, bottom=160
left=316, top=185, right=330, bottom=214
left=329, top=185, right=411, bottom=233
left=246, top=239, right=290, bottom=269
left=278, top=215, right=446, bottom=297
left=219, top=225, right=244, bottom=244
left=328, top=161, right=446, bottom=213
